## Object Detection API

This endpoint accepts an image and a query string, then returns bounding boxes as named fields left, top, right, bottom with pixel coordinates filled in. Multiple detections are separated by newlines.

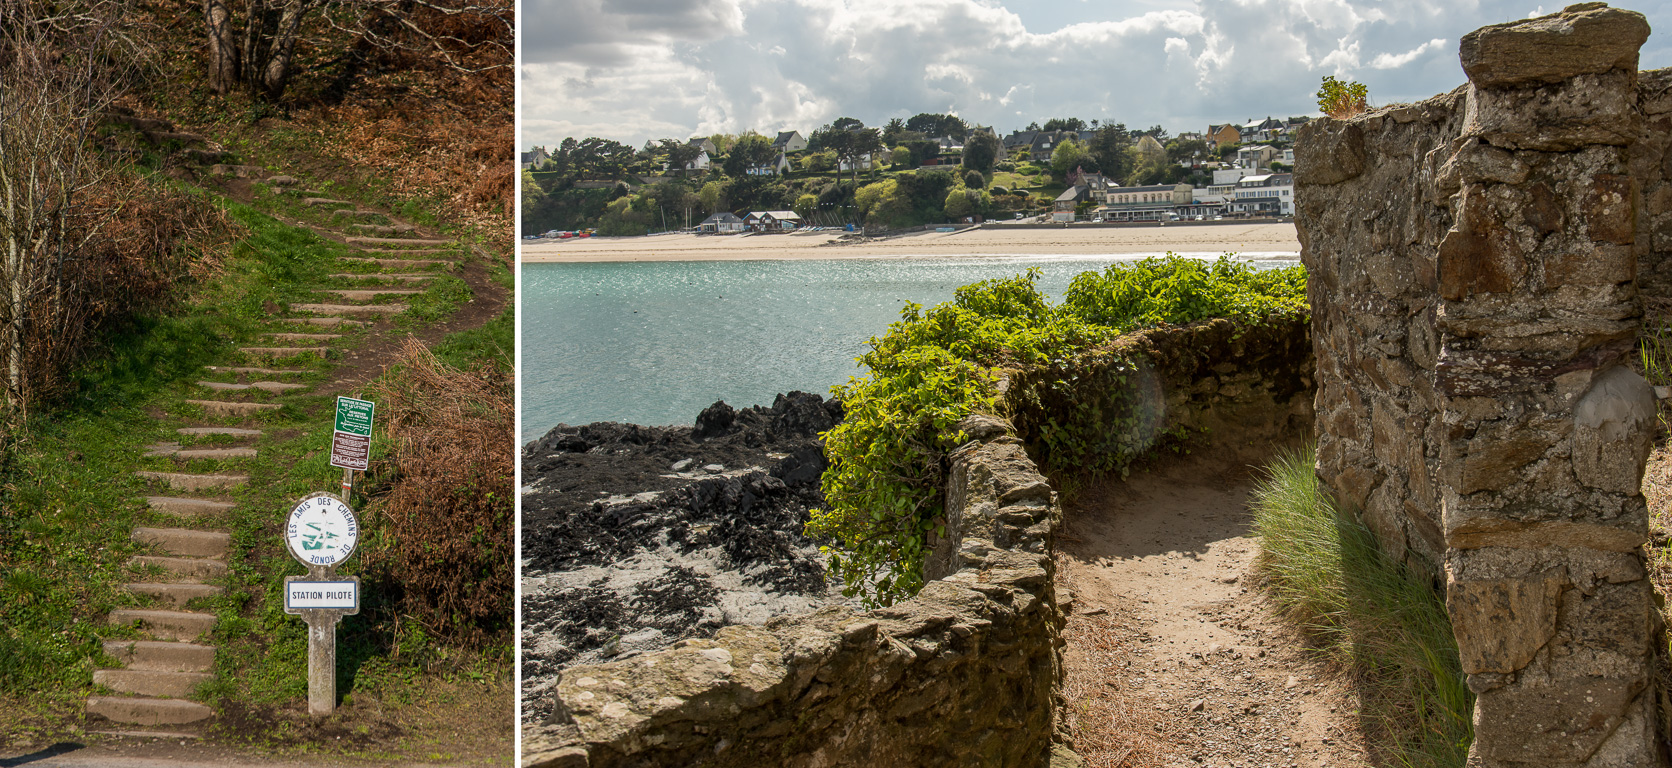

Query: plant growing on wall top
left=1317, top=76, right=1370, bottom=118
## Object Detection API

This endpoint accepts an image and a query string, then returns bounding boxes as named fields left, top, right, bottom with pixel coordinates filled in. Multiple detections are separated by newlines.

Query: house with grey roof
left=771, top=131, right=807, bottom=154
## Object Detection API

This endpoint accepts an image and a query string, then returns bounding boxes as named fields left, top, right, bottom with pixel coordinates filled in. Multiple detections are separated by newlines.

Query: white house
left=1229, top=173, right=1293, bottom=216
left=838, top=152, right=880, bottom=172
left=771, top=131, right=808, bottom=154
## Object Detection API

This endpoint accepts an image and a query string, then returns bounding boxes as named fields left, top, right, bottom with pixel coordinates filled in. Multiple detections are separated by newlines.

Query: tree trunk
left=203, top=0, right=238, bottom=94
left=240, top=0, right=268, bottom=92
left=259, top=0, right=312, bottom=100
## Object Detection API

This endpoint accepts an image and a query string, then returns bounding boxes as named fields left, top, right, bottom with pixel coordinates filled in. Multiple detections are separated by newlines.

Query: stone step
left=185, top=399, right=281, bottom=417
left=197, top=380, right=306, bottom=392
left=87, top=696, right=212, bottom=726
left=129, top=556, right=227, bottom=580
left=101, top=112, right=173, bottom=132
left=208, top=164, right=264, bottom=178
left=91, top=729, right=204, bottom=740
left=145, top=496, right=235, bottom=517
left=176, top=426, right=264, bottom=436
left=204, top=366, right=305, bottom=376
left=152, top=131, right=206, bottom=144
left=238, top=346, right=327, bottom=357
left=347, top=223, right=417, bottom=236
left=328, top=273, right=435, bottom=282
left=330, top=209, right=385, bottom=221
left=293, top=303, right=406, bottom=316
left=263, top=333, right=341, bottom=342
left=108, top=609, right=215, bottom=642
left=142, top=444, right=258, bottom=460
left=280, top=316, right=367, bottom=328
left=339, top=257, right=447, bottom=269
left=94, top=669, right=213, bottom=699
left=266, top=175, right=299, bottom=187
left=325, top=289, right=422, bottom=301
left=102, top=640, right=215, bottom=673
left=136, top=471, right=247, bottom=491
left=346, top=236, right=450, bottom=246
left=122, top=583, right=224, bottom=608
left=177, top=148, right=229, bottom=165
left=358, top=248, right=453, bottom=256
left=132, top=528, right=229, bottom=558
left=303, top=197, right=353, bottom=208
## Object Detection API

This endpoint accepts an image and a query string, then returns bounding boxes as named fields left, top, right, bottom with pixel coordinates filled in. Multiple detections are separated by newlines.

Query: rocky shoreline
left=518, top=392, right=846, bottom=724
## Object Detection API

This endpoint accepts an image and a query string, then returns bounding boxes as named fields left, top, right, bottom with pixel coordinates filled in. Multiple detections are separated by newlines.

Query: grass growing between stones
left=1251, top=446, right=1472, bottom=768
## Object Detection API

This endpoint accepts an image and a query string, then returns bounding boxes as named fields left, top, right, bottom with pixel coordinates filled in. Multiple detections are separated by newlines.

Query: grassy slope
left=2, top=174, right=512, bottom=760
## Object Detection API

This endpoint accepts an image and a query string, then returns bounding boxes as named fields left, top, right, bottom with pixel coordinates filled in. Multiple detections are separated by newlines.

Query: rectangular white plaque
left=285, top=580, right=359, bottom=611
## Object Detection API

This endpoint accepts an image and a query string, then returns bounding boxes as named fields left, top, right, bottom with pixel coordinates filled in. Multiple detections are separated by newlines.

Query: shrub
left=364, top=338, right=513, bottom=643
left=811, top=257, right=1306, bottom=606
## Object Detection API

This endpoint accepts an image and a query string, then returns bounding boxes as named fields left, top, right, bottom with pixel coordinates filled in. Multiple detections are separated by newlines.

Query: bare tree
left=202, top=0, right=512, bottom=101
left=0, top=2, right=137, bottom=430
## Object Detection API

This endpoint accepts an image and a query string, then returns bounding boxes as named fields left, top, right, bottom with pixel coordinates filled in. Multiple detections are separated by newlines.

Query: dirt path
left=1056, top=457, right=1370, bottom=768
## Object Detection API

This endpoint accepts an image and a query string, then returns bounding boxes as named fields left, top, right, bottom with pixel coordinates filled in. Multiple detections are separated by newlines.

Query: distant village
left=521, top=114, right=1308, bottom=235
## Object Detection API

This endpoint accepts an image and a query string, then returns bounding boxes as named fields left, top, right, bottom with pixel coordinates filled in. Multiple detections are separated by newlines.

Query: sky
left=519, top=0, right=1672, bottom=151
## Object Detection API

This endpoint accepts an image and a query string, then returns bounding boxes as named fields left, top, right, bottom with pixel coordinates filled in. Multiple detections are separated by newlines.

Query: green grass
left=1251, top=446, right=1473, bottom=767
left=0, top=166, right=509, bottom=750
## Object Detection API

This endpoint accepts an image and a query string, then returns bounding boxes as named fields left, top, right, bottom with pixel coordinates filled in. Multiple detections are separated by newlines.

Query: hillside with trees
left=522, top=110, right=1259, bottom=236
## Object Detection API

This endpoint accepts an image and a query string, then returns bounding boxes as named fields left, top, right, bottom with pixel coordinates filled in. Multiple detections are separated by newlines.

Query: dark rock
left=694, top=400, right=737, bottom=438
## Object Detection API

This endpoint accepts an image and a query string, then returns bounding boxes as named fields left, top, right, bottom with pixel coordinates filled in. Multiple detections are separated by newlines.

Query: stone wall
left=994, top=315, right=1314, bottom=483
left=523, top=311, right=1316, bottom=768
left=522, top=417, right=1070, bottom=768
left=1296, top=4, right=1665, bottom=765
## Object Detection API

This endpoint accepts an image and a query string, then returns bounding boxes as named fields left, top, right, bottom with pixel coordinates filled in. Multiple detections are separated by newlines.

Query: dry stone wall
left=522, top=418, right=1071, bottom=768
left=1296, top=4, right=1666, bottom=765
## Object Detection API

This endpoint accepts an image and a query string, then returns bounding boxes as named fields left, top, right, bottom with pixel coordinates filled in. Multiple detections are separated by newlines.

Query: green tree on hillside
left=906, top=112, right=968, bottom=140
left=1088, top=124, right=1133, bottom=181
left=1043, top=117, right=1085, bottom=132
left=698, top=180, right=724, bottom=214
left=1050, top=138, right=1089, bottom=183
left=722, top=133, right=777, bottom=178
left=811, top=121, right=883, bottom=184
left=962, top=131, right=1001, bottom=175
left=658, top=138, right=702, bottom=176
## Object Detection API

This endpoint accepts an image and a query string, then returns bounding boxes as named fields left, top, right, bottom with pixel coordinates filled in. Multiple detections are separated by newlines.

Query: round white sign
left=285, top=493, right=359, bottom=568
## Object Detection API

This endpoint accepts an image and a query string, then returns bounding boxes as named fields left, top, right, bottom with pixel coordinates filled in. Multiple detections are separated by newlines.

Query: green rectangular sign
left=334, top=397, right=375, bottom=437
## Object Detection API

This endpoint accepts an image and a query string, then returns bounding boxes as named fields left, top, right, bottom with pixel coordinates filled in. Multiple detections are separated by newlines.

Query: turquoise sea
left=519, top=252, right=1299, bottom=442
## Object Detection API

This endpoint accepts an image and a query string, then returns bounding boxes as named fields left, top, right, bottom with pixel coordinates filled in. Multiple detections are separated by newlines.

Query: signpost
left=330, top=396, right=374, bottom=495
left=283, top=491, right=361, bottom=716
left=285, top=397, right=374, bottom=716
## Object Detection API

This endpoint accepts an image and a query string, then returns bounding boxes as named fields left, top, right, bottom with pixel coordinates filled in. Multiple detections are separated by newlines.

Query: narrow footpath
left=1056, top=456, right=1370, bottom=768
left=77, top=113, right=474, bottom=737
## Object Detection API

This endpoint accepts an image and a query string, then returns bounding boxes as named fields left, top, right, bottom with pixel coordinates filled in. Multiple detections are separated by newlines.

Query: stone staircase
left=85, top=113, right=465, bottom=734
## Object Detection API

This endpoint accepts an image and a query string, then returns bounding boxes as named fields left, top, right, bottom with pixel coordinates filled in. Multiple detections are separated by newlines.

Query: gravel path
left=1056, top=456, right=1371, bottom=768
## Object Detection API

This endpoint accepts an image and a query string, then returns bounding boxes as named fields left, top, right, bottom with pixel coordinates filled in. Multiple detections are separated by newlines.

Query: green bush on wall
left=808, top=255, right=1307, bottom=607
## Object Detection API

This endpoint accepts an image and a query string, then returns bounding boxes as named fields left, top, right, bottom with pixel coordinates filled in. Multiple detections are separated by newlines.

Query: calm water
left=520, top=252, right=1299, bottom=442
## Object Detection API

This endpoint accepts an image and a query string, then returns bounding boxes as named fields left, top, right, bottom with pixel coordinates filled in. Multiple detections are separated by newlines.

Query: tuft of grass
left=1251, top=446, right=1473, bottom=768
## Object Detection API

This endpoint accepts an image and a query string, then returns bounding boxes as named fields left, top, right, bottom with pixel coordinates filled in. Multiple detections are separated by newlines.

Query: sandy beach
left=519, top=222, right=1301, bottom=262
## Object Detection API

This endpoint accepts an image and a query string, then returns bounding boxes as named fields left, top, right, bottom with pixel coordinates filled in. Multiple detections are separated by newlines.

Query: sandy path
left=1057, top=458, right=1369, bottom=768
left=520, top=223, right=1300, bottom=262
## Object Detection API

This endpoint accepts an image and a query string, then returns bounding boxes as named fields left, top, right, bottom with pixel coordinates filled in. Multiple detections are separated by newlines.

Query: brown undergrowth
left=363, top=337, right=513, bottom=645
left=15, top=173, right=230, bottom=412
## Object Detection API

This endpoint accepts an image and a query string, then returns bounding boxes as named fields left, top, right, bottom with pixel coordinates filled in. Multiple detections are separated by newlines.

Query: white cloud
left=520, top=0, right=1672, bottom=149
left=1371, top=38, right=1447, bottom=69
